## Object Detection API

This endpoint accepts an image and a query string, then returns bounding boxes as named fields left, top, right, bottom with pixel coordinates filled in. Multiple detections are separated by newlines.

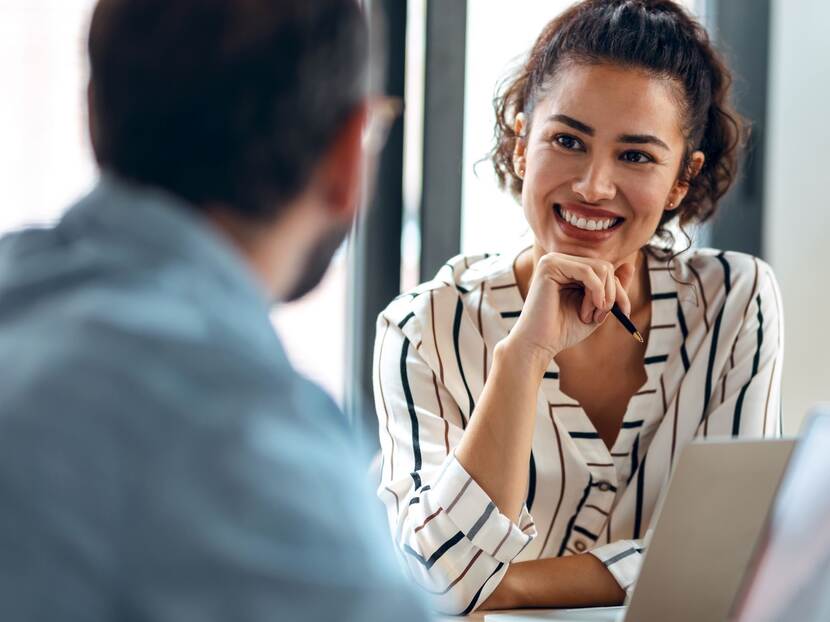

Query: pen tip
left=634, top=331, right=644, bottom=343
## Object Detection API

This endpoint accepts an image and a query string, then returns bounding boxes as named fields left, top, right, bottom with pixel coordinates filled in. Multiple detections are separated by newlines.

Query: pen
left=611, top=303, right=644, bottom=343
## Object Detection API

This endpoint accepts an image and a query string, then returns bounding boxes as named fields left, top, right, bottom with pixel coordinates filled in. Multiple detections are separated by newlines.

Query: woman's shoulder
left=378, top=250, right=514, bottom=334
left=653, top=245, right=781, bottom=303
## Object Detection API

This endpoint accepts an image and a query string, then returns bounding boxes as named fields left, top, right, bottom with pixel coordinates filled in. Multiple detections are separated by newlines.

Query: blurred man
left=0, top=1, right=429, bottom=620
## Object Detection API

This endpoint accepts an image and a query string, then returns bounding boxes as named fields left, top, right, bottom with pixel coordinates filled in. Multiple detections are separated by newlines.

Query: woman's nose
left=571, top=159, right=617, bottom=203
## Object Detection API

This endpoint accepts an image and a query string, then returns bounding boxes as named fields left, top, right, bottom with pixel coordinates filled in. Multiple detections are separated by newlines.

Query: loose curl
left=490, top=0, right=747, bottom=252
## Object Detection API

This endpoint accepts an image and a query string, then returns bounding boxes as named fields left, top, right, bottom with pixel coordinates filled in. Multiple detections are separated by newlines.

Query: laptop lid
left=485, top=439, right=793, bottom=622
left=730, top=410, right=830, bottom=622
left=624, top=438, right=794, bottom=622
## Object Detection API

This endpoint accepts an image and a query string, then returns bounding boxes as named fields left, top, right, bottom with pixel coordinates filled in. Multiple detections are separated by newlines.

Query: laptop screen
left=732, top=411, right=830, bottom=622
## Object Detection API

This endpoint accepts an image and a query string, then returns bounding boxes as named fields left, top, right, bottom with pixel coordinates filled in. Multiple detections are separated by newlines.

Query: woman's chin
left=534, top=233, right=640, bottom=268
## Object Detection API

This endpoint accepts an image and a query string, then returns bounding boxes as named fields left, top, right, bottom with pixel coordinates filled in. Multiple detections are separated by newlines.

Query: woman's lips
left=552, top=203, right=624, bottom=242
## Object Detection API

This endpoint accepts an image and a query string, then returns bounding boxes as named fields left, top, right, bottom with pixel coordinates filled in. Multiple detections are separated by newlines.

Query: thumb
left=615, top=263, right=636, bottom=291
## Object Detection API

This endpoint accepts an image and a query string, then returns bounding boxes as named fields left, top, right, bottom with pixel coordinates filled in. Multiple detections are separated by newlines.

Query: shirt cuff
left=431, top=453, right=535, bottom=564
left=589, top=539, right=644, bottom=595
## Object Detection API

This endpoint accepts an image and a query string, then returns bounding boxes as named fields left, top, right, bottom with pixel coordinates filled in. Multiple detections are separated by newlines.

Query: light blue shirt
left=0, top=176, right=430, bottom=621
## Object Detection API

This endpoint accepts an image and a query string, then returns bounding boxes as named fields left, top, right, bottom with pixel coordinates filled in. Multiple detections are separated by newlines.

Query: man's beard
left=282, top=219, right=351, bottom=303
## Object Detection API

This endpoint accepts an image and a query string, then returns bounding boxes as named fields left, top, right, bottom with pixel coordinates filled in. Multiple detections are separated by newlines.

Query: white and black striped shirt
left=373, top=242, right=783, bottom=615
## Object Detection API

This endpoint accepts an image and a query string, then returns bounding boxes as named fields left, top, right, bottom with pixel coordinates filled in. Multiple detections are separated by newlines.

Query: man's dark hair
left=88, top=0, right=369, bottom=220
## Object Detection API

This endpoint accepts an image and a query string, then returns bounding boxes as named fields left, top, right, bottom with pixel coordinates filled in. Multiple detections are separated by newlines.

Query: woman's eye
left=621, top=150, right=654, bottom=164
left=554, top=134, right=583, bottom=151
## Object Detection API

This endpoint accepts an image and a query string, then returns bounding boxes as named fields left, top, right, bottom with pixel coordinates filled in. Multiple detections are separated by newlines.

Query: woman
left=373, top=0, right=783, bottom=614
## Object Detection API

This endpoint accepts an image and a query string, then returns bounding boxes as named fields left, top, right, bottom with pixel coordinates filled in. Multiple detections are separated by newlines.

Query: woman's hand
left=505, top=252, right=636, bottom=368
left=454, top=252, right=636, bottom=523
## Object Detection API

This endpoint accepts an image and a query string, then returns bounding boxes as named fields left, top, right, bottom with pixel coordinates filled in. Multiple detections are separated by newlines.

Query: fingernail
left=593, top=309, right=608, bottom=324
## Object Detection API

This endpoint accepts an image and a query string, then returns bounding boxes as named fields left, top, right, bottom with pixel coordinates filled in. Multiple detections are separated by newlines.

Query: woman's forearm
left=453, top=336, right=550, bottom=523
left=480, top=554, right=626, bottom=610
left=456, top=338, right=625, bottom=611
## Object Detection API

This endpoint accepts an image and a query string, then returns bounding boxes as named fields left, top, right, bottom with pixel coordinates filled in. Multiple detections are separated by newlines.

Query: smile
left=553, top=203, right=624, bottom=241
left=555, top=204, right=622, bottom=231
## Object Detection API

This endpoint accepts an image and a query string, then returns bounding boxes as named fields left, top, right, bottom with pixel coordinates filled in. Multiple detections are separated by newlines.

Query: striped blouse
left=372, top=242, right=783, bottom=615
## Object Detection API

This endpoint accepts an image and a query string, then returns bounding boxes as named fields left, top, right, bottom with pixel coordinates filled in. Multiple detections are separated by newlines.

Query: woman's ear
left=513, top=112, right=527, bottom=178
left=666, top=150, right=705, bottom=210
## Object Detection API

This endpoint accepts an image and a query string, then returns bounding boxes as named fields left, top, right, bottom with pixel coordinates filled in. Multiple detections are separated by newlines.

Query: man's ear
left=314, top=104, right=369, bottom=220
left=87, top=80, right=102, bottom=164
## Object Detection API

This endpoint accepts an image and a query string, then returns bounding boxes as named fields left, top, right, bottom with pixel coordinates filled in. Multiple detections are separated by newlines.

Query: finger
left=593, top=308, right=610, bottom=324
left=581, top=258, right=615, bottom=311
left=580, top=289, right=596, bottom=324
left=555, top=260, right=606, bottom=310
left=603, top=264, right=616, bottom=312
left=615, top=276, right=632, bottom=317
left=615, top=262, right=636, bottom=291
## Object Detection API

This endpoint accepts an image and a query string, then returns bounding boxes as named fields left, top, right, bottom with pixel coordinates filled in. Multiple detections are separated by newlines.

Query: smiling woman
left=510, top=62, right=708, bottom=263
left=372, top=0, right=783, bottom=616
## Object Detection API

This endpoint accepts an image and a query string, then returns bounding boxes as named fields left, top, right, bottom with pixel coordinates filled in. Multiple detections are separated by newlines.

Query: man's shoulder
left=0, top=272, right=294, bottom=428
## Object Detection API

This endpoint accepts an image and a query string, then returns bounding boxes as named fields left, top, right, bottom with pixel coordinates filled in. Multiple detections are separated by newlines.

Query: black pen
left=611, top=304, right=644, bottom=343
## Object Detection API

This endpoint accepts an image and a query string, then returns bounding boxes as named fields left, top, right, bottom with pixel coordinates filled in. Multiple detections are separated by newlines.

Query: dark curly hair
left=490, top=0, right=747, bottom=250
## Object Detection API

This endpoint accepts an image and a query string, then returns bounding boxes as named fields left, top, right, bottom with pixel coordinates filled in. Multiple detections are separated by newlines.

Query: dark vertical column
left=707, top=0, right=770, bottom=258
left=345, top=0, right=407, bottom=443
left=419, top=0, right=467, bottom=281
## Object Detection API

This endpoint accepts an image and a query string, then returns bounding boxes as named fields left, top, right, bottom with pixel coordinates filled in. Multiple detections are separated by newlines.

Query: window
left=0, top=1, right=97, bottom=232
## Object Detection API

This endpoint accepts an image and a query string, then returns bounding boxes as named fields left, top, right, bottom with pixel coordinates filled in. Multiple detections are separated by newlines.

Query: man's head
left=87, top=0, right=373, bottom=300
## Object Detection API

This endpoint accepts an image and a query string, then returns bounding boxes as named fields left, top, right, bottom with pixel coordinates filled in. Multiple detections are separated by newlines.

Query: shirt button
left=574, top=539, right=587, bottom=552
left=597, top=481, right=612, bottom=492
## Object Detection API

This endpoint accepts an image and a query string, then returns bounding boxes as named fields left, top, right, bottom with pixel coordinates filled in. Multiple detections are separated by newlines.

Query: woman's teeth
left=558, top=205, right=620, bottom=231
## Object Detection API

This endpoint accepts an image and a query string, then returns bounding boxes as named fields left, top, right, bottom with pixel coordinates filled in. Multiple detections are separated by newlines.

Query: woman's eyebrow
left=548, top=114, right=670, bottom=150
left=618, top=133, right=670, bottom=150
left=548, top=114, right=594, bottom=135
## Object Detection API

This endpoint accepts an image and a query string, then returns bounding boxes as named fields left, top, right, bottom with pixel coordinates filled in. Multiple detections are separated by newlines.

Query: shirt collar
left=64, top=172, right=273, bottom=316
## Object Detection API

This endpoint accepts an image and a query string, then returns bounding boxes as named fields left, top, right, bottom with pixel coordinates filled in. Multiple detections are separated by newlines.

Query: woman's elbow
left=397, top=546, right=506, bottom=616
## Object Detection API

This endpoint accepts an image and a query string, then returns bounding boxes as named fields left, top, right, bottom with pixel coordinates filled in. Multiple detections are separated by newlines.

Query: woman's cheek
left=620, top=180, right=664, bottom=218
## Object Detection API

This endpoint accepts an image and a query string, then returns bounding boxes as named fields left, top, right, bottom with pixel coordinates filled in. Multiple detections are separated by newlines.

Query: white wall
left=765, top=0, right=830, bottom=433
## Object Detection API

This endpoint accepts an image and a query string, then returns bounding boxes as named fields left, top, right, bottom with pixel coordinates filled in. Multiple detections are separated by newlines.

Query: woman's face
left=516, top=62, right=703, bottom=266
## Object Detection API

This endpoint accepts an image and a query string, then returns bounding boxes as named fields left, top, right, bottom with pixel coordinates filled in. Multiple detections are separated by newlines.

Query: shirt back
left=0, top=177, right=429, bottom=622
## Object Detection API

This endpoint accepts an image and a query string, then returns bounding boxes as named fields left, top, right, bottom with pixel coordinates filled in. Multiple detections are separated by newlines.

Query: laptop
left=485, top=438, right=794, bottom=622
left=730, top=409, right=830, bottom=622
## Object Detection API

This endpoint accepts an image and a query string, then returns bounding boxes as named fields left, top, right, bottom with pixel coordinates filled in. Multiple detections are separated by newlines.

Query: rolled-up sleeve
left=373, top=311, right=535, bottom=615
left=588, top=539, right=644, bottom=596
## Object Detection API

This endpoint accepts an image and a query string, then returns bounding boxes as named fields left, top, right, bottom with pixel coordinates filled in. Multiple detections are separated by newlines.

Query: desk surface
left=437, top=607, right=624, bottom=621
